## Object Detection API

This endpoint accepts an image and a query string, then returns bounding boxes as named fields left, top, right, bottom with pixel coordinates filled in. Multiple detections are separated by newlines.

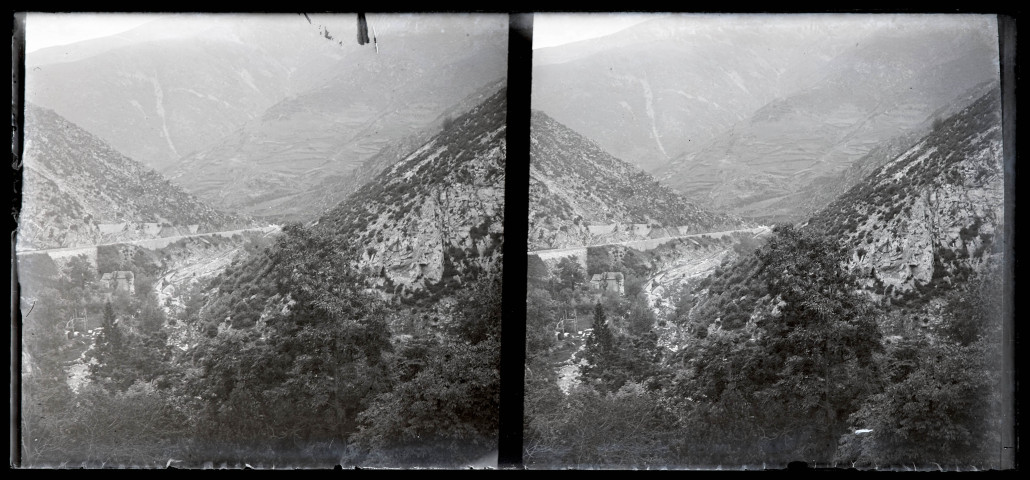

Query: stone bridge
left=528, top=226, right=771, bottom=276
left=16, top=225, right=281, bottom=272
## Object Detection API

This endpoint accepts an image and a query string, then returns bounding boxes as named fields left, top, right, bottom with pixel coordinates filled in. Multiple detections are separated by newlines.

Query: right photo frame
left=522, top=13, right=1014, bottom=470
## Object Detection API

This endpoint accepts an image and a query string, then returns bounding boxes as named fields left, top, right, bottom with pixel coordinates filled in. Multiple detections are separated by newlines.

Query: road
left=528, top=226, right=771, bottom=257
left=15, top=224, right=282, bottom=256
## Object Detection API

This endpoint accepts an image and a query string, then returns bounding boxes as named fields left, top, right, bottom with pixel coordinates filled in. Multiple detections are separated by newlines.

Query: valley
left=524, top=14, right=1009, bottom=470
left=19, top=13, right=508, bottom=469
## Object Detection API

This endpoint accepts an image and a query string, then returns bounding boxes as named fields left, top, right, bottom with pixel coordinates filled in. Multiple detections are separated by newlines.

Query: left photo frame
left=13, top=12, right=509, bottom=468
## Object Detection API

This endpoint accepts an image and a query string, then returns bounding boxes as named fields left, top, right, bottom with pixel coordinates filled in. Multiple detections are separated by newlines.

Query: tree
left=581, top=302, right=617, bottom=389
left=842, top=266, right=1007, bottom=469
left=555, top=256, right=585, bottom=291
left=187, top=224, right=395, bottom=463
left=675, top=224, right=883, bottom=464
left=62, top=254, right=96, bottom=290
left=351, top=276, right=501, bottom=466
left=586, top=246, right=617, bottom=276
left=88, top=301, right=131, bottom=390
left=527, top=254, right=551, bottom=289
left=526, top=287, right=557, bottom=356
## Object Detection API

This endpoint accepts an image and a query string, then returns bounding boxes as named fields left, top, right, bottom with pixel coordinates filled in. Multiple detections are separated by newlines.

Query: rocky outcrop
left=319, top=88, right=507, bottom=298
left=809, top=88, right=1004, bottom=297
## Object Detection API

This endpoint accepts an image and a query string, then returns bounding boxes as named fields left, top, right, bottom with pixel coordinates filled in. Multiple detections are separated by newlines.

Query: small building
left=100, top=271, right=135, bottom=295
left=589, top=272, right=624, bottom=295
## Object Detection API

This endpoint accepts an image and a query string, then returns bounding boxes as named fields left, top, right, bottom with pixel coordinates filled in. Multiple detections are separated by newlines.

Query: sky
left=25, top=13, right=165, bottom=53
left=532, top=13, right=657, bottom=49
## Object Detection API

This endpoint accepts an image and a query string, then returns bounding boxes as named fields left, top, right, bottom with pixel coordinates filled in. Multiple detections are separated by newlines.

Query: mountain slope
left=807, top=87, right=1004, bottom=299
left=529, top=111, right=742, bottom=251
left=657, top=22, right=999, bottom=218
left=678, top=86, right=1003, bottom=340
left=26, top=14, right=345, bottom=172
left=757, top=80, right=1000, bottom=224
left=18, top=104, right=249, bottom=250
left=165, top=16, right=508, bottom=220
left=194, top=86, right=507, bottom=328
left=532, top=15, right=870, bottom=173
left=171, top=86, right=507, bottom=466
left=318, top=87, right=506, bottom=301
left=656, top=86, right=1005, bottom=468
left=255, top=78, right=507, bottom=223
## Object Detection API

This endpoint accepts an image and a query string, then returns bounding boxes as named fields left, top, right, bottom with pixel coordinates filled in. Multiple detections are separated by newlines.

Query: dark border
left=498, top=13, right=532, bottom=469
left=10, top=11, right=26, bottom=469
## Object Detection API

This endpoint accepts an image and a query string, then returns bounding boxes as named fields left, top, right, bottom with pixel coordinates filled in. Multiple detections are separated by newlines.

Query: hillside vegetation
left=529, top=111, right=742, bottom=250
left=19, top=88, right=507, bottom=468
left=524, top=86, right=1008, bottom=469
left=19, top=104, right=248, bottom=250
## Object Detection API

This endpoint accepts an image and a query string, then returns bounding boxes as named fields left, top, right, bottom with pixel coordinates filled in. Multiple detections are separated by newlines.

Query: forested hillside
left=523, top=86, right=1008, bottom=469
left=20, top=89, right=507, bottom=468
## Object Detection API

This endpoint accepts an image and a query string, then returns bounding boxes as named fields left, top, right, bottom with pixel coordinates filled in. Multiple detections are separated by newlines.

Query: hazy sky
left=25, top=13, right=165, bottom=53
left=533, top=13, right=656, bottom=49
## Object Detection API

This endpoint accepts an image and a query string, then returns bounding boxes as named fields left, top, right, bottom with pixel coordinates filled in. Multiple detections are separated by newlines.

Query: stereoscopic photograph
left=523, top=13, right=1013, bottom=470
left=12, top=11, right=1016, bottom=472
left=15, top=12, right=507, bottom=468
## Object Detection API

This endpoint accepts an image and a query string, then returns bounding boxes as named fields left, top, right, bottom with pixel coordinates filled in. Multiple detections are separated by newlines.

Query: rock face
left=18, top=104, right=249, bottom=250
left=318, top=88, right=506, bottom=295
left=529, top=110, right=743, bottom=251
left=808, top=87, right=1004, bottom=297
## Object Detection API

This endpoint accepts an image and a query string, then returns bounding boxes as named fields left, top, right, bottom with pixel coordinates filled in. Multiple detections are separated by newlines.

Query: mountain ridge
left=18, top=103, right=251, bottom=251
left=529, top=110, right=745, bottom=251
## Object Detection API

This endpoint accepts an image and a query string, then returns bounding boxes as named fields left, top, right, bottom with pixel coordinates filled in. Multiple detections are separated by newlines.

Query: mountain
left=807, top=87, right=1004, bottom=300
left=532, top=15, right=999, bottom=221
left=678, top=85, right=1003, bottom=340
left=17, top=86, right=509, bottom=467
left=193, top=86, right=507, bottom=329
left=317, top=87, right=506, bottom=301
left=529, top=110, right=743, bottom=251
left=532, top=15, right=878, bottom=173
left=162, top=15, right=508, bottom=220
left=17, top=103, right=249, bottom=250
left=644, top=86, right=1007, bottom=468
left=249, top=78, right=508, bottom=223
left=754, top=80, right=1000, bottom=224
left=26, top=14, right=346, bottom=172
left=655, top=20, right=999, bottom=219
left=26, top=14, right=509, bottom=222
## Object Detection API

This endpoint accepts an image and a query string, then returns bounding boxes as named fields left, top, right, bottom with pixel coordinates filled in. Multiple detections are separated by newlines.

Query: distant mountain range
left=26, top=14, right=509, bottom=221
left=529, top=110, right=743, bottom=251
left=682, top=85, right=1004, bottom=337
left=533, top=14, right=1000, bottom=220
left=193, top=86, right=507, bottom=328
left=18, top=103, right=249, bottom=250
